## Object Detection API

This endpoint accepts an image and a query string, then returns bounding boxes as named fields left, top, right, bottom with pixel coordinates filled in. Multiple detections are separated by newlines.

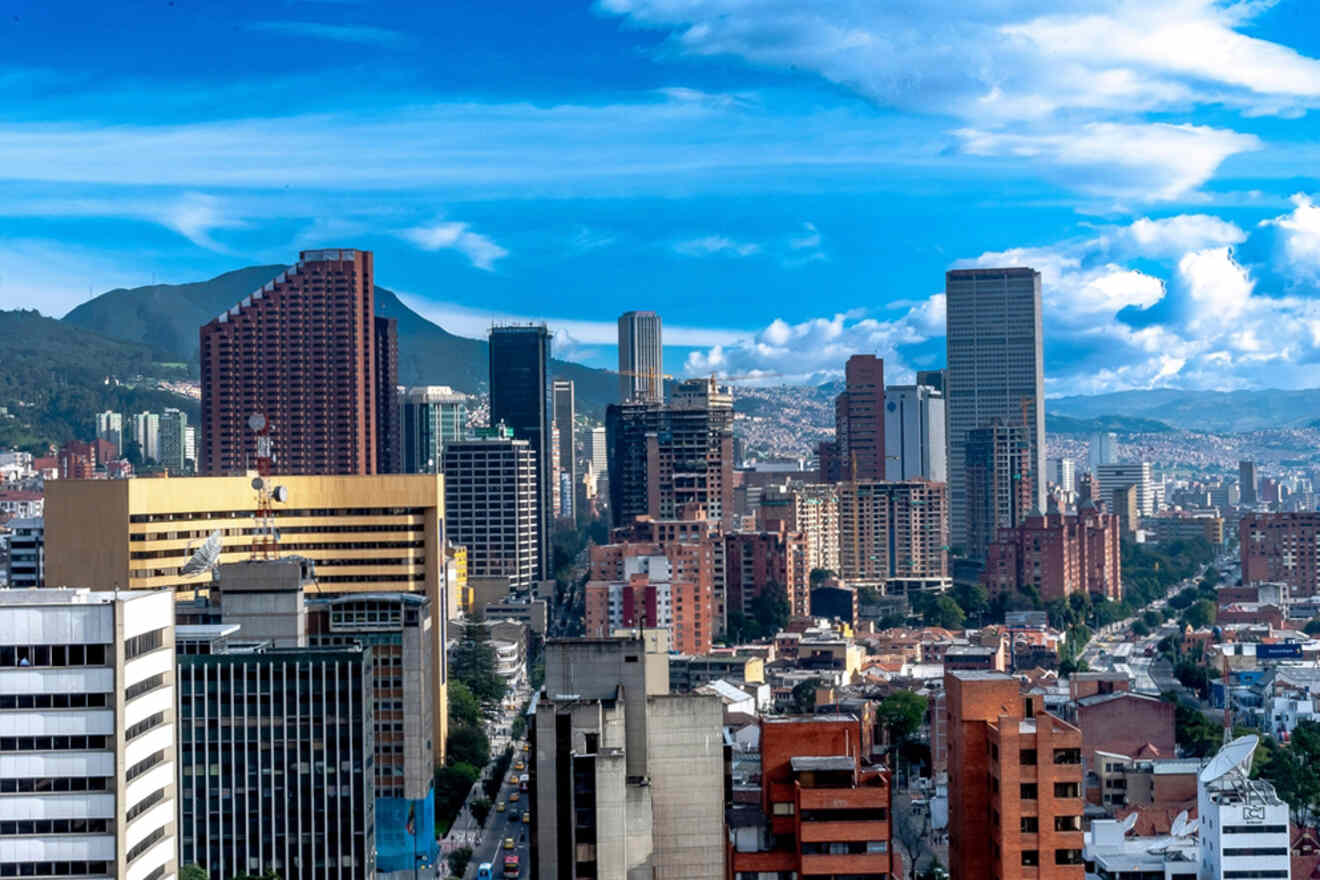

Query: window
left=1223, top=848, right=1289, bottom=857
left=1053, top=782, right=1080, bottom=798
left=1020, top=783, right=1037, bottom=800
left=125, top=628, right=166, bottom=660
left=1019, top=749, right=1037, bottom=765
left=1222, top=873, right=1287, bottom=879
left=1053, top=748, right=1081, bottom=765
left=1054, top=815, right=1082, bottom=832
left=1224, top=826, right=1287, bottom=834
left=1021, top=850, right=1039, bottom=866
left=1020, top=816, right=1038, bottom=833
left=1055, top=849, right=1083, bottom=865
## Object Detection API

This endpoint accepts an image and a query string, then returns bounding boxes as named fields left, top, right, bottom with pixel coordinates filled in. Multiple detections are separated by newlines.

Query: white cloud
left=1261, top=193, right=1320, bottom=278
left=400, top=221, right=509, bottom=271
left=674, top=235, right=761, bottom=257
left=1108, top=214, right=1247, bottom=257
left=159, top=192, right=246, bottom=252
left=0, top=191, right=245, bottom=252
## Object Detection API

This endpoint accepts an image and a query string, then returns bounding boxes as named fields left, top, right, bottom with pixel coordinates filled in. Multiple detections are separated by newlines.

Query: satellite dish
left=1170, top=809, right=1191, bottom=838
left=248, top=413, right=267, bottom=432
left=180, top=529, right=224, bottom=577
left=251, top=477, right=264, bottom=490
left=272, top=485, right=288, bottom=503
left=1199, top=735, right=1259, bottom=785
left=1119, top=812, right=1138, bottom=835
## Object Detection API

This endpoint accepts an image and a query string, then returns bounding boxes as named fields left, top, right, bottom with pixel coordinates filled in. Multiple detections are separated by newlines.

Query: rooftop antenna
left=1119, top=811, right=1138, bottom=836
left=247, top=413, right=287, bottom=560
left=1169, top=809, right=1191, bottom=839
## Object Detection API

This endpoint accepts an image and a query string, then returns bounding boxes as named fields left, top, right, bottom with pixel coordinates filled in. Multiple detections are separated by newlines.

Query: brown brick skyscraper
left=200, top=249, right=383, bottom=475
left=834, top=354, right=885, bottom=480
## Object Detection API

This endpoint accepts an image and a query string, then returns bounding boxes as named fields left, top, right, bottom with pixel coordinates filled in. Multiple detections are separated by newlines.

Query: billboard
left=1256, top=642, right=1303, bottom=660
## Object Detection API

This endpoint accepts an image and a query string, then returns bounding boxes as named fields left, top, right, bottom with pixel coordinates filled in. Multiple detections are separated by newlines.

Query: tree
left=878, top=691, right=928, bottom=744
left=751, top=582, right=791, bottom=636
left=451, top=617, right=508, bottom=704
left=925, top=595, right=965, bottom=630
left=950, top=582, right=989, bottom=623
left=1131, top=620, right=1150, bottom=637
left=123, top=439, right=144, bottom=467
left=810, top=568, right=837, bottom=588
left=892, top=801, right=932, bottom=880
left=448, top=846, right=474, bottom=879
left=790, top=678, right=822, bottom=714
left=447, top=723, right=491, bottom=769
left=449, top=680, right=482, bottom=729
left=1304, top=618, right=1320, bottom=636
left=180, top=868, right=209, bottom=880
left=1182, top=598, right=1216, bottom=630
left=1058, top=656, right=1089, bottom=677
left=1142, top=610, right=1162, bottom=629
left=470, top=798, right=492, bottom=825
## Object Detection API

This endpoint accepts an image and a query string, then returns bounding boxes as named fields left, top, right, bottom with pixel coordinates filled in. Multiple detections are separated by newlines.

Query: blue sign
left=1256, top=643, right=1303, bottom=660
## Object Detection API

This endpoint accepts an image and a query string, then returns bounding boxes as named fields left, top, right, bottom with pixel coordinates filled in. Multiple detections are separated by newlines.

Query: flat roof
left=949, top=670, right=1014, bottom=681
left=791, top=756, right=854, bottom=772
left=0, top=587, right=159, bottom=606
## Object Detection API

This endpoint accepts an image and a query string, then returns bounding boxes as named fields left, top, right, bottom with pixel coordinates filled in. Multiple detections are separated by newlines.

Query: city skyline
left=5, top=1, right=1320, bottom=396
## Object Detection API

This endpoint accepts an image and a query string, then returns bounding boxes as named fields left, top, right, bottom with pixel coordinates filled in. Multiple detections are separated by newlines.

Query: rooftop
left=0, top=587, right=158, bottom=606
left=791, top=756, right=855, bottom=772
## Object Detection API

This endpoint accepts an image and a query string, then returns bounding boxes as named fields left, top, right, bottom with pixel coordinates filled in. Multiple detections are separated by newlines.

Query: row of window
left=1014, top=815, right=1081, bottom=832
left=0, top=777, right=111, bottom=793
left=1020, top=849, right=1083, bottom=866
left=126, top=711, right=167, bottom=743
left=0, top=735, right=109, bottom=752
left=125, top=628, right=166, bottom=661
left=1013, top=782, right=1079, bottom=799
left=800, top=841, right=888, bottom=855
left=0, top=818, right=111, bottom=836
left=127, top=787, right=167, bottom=822
left=0, top=861, right=111, bottom=877
left=126, top=826, right=167, bottom=864
left=0, top=692, right=111, bottom=710
left=126, top=672, right=167, bottom=701
left=0, top=644, right=107, bottom=668
left=126, top=749, right=167, bottom=783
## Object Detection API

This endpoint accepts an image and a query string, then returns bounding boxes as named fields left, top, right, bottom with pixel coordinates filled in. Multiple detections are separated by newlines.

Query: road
left=466, top=761, right=532, bottom=879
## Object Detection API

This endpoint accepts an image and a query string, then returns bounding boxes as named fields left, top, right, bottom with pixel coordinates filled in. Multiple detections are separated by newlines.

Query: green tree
left=950, top=582, right=989, bottom=623
left=180, top=868, right=209, bottom=880
left=1058, top=656, right=1089, bottom=677
left=451, top=616, right=508, bottom=704
left=449, top=680, right=482, bottom=729
left=470, top=798, right=492, bottom=826
left=1142, top=610, right=1162, bottom=629
left=1304, top=618, right=1320, bottom=636
left=810, top=568, right=837, bottom=588
left=1182, top=598, right=1216, bottom=630
left=1131, top=620, right=1150, bottom=637
left=924, top=595, right=965, bottom=630
left=790, top=678, right=822, bottom=714
left=877, top=691, right=928, bottom=744
left=447, top=723, right=491, bottom=769
left=751, top=582, right=791, bottom=635
left=448, top=846, right=474, bottom=878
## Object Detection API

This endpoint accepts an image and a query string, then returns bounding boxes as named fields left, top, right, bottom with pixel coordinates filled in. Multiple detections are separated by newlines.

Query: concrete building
left=552, top=379, right=575, bottom=521
left=1088, top=432, right=1118, bottom=473
left=1147, top=512, right=1225, bottom=546
left=1198, top=735, right=1290, bottom=880
left=613, top=507, right=729, bottom=635
left=530, top=635, right=726, bottom=880
left=965, top=421, right=1034, bottom=561
left=617, top=310, right=664, bottom=403
left=176, top=629, right=375, bottom=878
left=130, top=412, right=161, bottom=463
left=1047, top=457, right=1075, bottom=494
left=158, top=408, right=188, bottom=474
left=758, top=483, right=840, bottom=577
left=946, top=670, right=1085, bottom=880
left=443, top=428, right=541, bottom=590
left=200, top=250, right=391, bottom=476
left=1239, top=460, right=1260, bottom=506
left=589, top=426, right=608, bottom=479
left=982, top=508, right=1122, bottom=602
left=731, top=715, right=895, bottom=879
left=585, top=540, right=715, bottom=655
left=884, top=383, right=947, bottom=482
left=1074, top=691, right=1175, bottom=778
left=946, top=267, right=1046, bottom=550
left=488, top=324, right=552, bottom=581
left=401, top=385, right=469, bottom=474
left=834, top=354, right=886, bottom=481
left=1094, top=461, right=1155, bottom=517
left=1112, top=484, right=1140, bottom=536
left=0, top=588, right=178, bottom=880
left=6, top=516, right=44, bottom=587
left=1242, top=511, right=1320, bottom=597
left=837, top=480, right=949, bottom=598
left=95, top=410, right=123, bottom=457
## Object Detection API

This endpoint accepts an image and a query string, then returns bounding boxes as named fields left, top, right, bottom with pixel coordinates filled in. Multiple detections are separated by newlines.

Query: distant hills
left=61, top=265, right=623, bottom=414
left=1046, top=389, right=1320, bottom=433
left=1044, top=413, right=1176, bottom=435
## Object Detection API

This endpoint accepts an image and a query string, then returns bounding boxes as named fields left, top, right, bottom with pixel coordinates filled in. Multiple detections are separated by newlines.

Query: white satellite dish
left=180, top=529, right=224, bottom=577
left=272, top=485, right=288, bottom=503
left=1119, top=812, right=1138, bottom=835
left=248, top=413, right=267, bottom=432
left=1170, top=809, right=1191, bottom=838
left=1199, top=735, right=1259, bottom=785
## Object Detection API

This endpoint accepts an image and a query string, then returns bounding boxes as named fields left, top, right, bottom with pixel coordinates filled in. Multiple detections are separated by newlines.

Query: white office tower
left=1048, top=457, right=1076, bottom=493
left=95, top=412, right=123, bottom=457
left=1095, top=461, right=1155, bottom=516
left=1198, top=735, right=1290, bottom=880
left=618, top=310, right=664, bottom=402
left=6, top=517, right=44, bottom=587
left=884, top=384, right=947, bottom=482
left=0, top=588, right=177, bottom=880
left=132, top=413, right=160, bottom=463
left=1089, top=431, right=1119, bottom=472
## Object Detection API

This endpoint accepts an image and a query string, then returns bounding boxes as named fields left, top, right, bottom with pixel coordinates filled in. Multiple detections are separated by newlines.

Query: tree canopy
left=878, top=691, right=928, bottom=744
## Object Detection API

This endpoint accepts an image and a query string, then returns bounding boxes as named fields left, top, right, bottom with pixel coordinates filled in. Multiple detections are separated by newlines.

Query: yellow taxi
left=495, top=802, right=505, bottom=813
left=504, top=838, right=515, bottom=850
left=510, top=792, right=520, bottom=802
left=522, top=811, right=531, bottom=824
left=514, top=761, right=525, bottom=772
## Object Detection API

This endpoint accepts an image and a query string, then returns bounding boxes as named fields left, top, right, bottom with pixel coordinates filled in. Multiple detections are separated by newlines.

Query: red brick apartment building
left=584, top=539, right=714, bottom=654
left=835, top=354, right=886, bottom=481
left=1242, top=512, right=1320, bottom=597
left=947, top=671, right=1085, bottom=880
left=199, top=249, right=395, bottom=476
left=726, top=527, right=808, bottom=618
left=733, top=714, right=896, bottom=880
left=982, top=508, right=1121, bottom=602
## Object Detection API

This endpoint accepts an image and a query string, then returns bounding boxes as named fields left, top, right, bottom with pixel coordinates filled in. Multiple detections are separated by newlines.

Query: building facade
left=965, top=422, right=1034, bottom=560
left=884, top=383, right=947, bottom=483
left=6, top=516, right=44, bottom=587
left=834, top=355, right=886, bottom=481
left=401, top=385, right=469, bottom=474
left=1242, top=512, right=1320, bottom=597
left=584, top=541, right=714, bottom=654
left=726, top=528, right=808, bottom=620
left=1239, top=460, right=1260, bottom=506
left=1094, top=462, right=1155, bottom=517
left=837, top=480, right=949, bottom=596
left=945, top=267, right=1046, bottom=550
left=200, top=249, right=388, bottom=476
left=759, top=483, right=840, bottom=576
left=0, top=588, right=178, bottom=880
left=443, top=429, right=540, bottom=590
left=552, top=379, right=575, bottom=521
left=617, top=310, right=664, bottom=402
left=982, top=508, right=1122, bottom=602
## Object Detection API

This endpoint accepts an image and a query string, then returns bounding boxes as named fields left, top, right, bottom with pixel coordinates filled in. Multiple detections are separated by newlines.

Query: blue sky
left=5, top=0, right=1320, bottom=395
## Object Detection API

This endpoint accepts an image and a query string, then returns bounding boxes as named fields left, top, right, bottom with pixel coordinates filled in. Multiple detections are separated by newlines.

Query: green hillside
left=1045, top=412, right=1176, bottom=434
left=0, top=310, right=198, bottom=452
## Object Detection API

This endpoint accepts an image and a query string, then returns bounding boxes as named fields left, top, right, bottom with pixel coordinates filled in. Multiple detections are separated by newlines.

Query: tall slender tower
left=200, top=249, right=382, bottom=475
left=618, top=310, right=663, bottom=402
left=834, top=354, right=886, bottom=480
left=489, top=324, right=551, bottom=579
left=552, top=379, right=575, bottom=520
left=945, top=267, right=1045, bottom=554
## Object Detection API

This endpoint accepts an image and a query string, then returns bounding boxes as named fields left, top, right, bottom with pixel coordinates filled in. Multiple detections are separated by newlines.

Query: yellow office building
left=45, top=472, right=451, bottom=761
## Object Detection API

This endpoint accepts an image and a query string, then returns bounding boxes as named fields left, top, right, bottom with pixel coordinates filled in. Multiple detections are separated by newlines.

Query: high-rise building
left=489, top=324, right=551, bottom=579
left=1048, top=457, right=1076, bottom=493
left=588, top=425, right=608, bottom=478
left=1088, top=432, right=1119, bottom=472
left=159, top=408, right=188, bottom=473
left=946, top=267, right=1046, bottom=549
left=837, top=480, right=950, bottom=596
left=132, top=411, right=160, bottom=462
left=374, top=316, right=401, bottom=474
left=0, top=588, right=178, bottom=880
left=725, top=527, right=809, bottom=619
left=176, top=626, right=375, bottom=878
left=982, top=508, right=1122, bottom=602
left=1094, top=462, right=1154, bottom=516
left=95, top=410, right=123, bottom=456
left=732, top=715, right=895, bottom=879
left=759, top=483, right=840, bottom=576
left=552, top=378, right=575, bottom=520
left=916, top=368, right=946, bottom=393
left=834, top=354, right=886, bottom=481
left=946, top=670, right=1085, bottom=880
left=617, top=310, right=663, bottom=402
left=200, top=249, right=387, bottom=476
left=1242, top=512, right=1320, bottom=597
left=884, top=383, right=947, bottom=482
left=401, top=385, right=469, bottom=474
left=530, top=635, right=725, bottom=880
left=6, top=516, right=44, bottom=587
left=605, top=399, right=663, bottom=527
left=612, top=505, right=729, bottom=636
left=965, top=422, right=1034, bottom=560
left=1197, top=735, right=1290, bottom=880
left=442, top=427, right=540, bottom=590
left=584, top=540, right=714, bottom=654
left=1239, top=459, right=1260, bottom=506
left=184, top=425, right=196, bottom=470
left=57, top=440, right=96, bottom=479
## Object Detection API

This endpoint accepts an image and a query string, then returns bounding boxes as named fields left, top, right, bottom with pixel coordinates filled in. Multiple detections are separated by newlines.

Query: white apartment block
left=1095, top=462, right=1155, bottom=516
left=0, top=588, right=177, bottom=880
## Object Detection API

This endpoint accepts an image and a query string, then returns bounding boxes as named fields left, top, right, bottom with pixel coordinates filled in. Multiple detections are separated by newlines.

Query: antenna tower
left=248, top=413, right=280, bottom=560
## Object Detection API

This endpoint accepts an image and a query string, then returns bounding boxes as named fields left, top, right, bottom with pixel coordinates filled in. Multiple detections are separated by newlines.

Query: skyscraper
left=965, top=421, right=1034, bottom=560
left=401, top=385, right=469, bottom=473
left=946, top=267, right=1045, bottom=551
left=837, top=480, right=950, bottom=594
left=552, top=378, right=575, bottom=519
left=1239, top=459, right=1259, bottom=505
left=884, top=383, right=947, bottom=481
left=442, top=428, right=541, bottom=590
left=132, top=411, right=160, bottom=461
left=374, top=315, right=401, bottom=474
left=199, top=249, right=386, bottom=476
left=618, top=310, right=663, bottom=402
left=159, top=407, right=188, bottom=473
left=1048, top=457, right=1076, bottom=493
left=489, top=324, right=551, bottom=580
left=1089, top=432, right=1119, bottom=472
left=95, top=410, right=123, bottom=456
left=834, top=354, right=886, bottom=480
left=1094, top=461, right=1155, bottom=516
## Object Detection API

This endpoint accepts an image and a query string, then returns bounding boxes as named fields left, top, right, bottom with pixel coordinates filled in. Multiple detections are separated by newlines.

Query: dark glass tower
left=489, top=324, right=551, bottom=580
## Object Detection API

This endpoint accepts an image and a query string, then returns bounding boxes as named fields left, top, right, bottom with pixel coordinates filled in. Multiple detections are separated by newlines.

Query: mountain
left=63, top=265, right=623, bottom=416
left=1047, top=389, right=1320, bottom=432
left=0, top=310, right=198, bottom=451
left=1044, top=413, right=1176, bottom=435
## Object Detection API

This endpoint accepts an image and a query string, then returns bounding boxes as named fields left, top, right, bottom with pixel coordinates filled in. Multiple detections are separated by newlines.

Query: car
left=496, top=802, right=505, bottom=813
left=510, top=792, right=520, bottom=802
left=523, top=811, right=531, bottom=824
left=514, top=761, right=525, bottom=771
left=504, top=837, right=515, bottom=850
